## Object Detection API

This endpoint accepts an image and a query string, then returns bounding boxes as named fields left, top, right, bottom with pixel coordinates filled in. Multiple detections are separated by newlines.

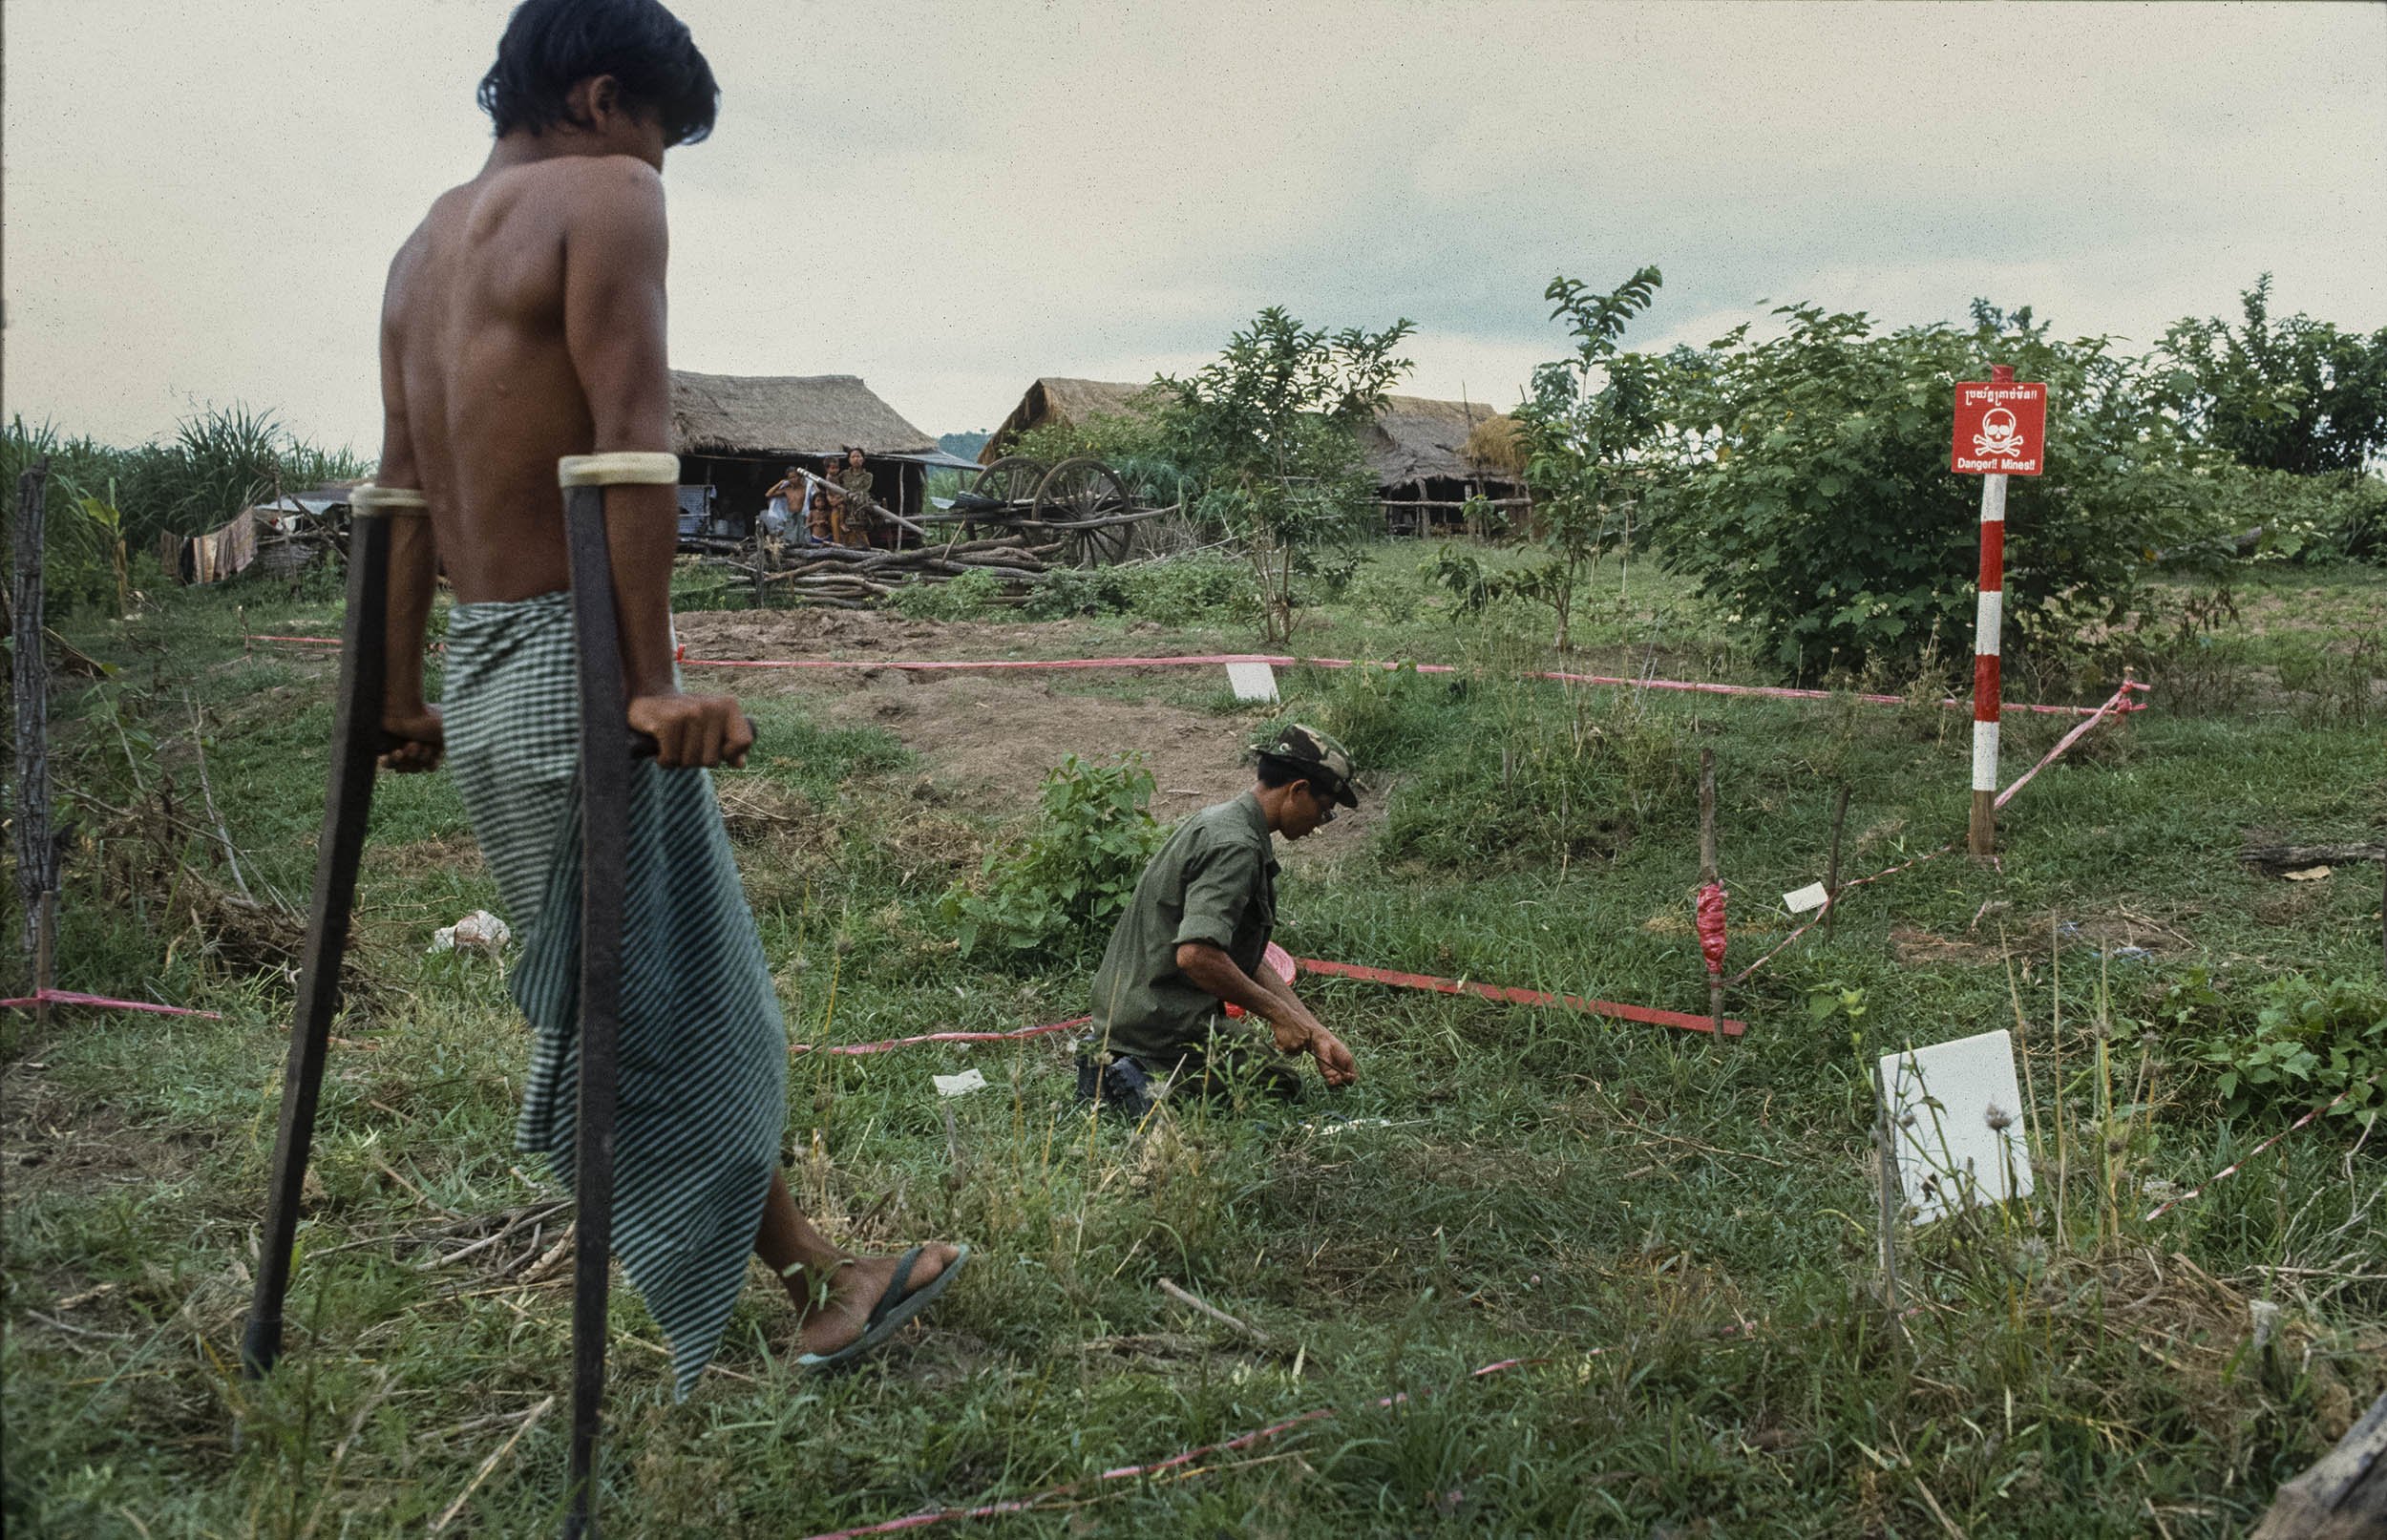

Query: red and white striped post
left=1968, top=367, right=2011, bottom=855
left=1952, top=364, right=2046, bottom=857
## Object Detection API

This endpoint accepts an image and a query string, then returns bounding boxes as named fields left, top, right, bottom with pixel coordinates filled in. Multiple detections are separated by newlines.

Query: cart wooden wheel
left=1034, top=457, right=1135, bottom=566
left=972, top=456, right=1045, bottom=507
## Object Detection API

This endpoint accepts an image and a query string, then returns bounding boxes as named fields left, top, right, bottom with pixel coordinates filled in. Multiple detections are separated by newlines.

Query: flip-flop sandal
left=795, top=1244, right=970, bottom=1373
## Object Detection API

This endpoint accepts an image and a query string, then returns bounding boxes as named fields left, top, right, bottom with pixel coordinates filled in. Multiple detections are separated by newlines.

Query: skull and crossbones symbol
left=1972, top=406, right=2026, bottom=458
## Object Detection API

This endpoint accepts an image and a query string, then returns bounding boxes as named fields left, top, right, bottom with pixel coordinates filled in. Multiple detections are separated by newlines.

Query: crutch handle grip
left=558, top=453, right=682, bottom=488
left=349, top=484, right=431, bottom=516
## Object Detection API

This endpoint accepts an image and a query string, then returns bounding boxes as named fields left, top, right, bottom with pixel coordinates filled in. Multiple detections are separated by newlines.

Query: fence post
left=13, top=459, right=56, bottom=977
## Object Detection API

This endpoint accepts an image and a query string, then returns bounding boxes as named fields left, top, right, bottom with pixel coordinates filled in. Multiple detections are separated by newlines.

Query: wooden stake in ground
left=1824, top=783, right=1851, bottom=941
left=2251, top=1387, right=2387, bottom=1540
left=1870, top=1062, right=1902, bottom=1324
left=1697, top=749, right=1726, bottom=1038
left=13, top=460, right=58, bottom=987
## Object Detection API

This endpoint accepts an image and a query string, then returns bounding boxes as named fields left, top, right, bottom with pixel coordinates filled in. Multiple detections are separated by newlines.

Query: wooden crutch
left=556, top=450, right=682, bottom=1539
left=242, top=482, right=420, bottom=1379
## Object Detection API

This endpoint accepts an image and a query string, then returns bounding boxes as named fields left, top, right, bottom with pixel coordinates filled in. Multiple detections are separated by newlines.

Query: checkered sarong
left=444, top=591, right=786, bottom=1399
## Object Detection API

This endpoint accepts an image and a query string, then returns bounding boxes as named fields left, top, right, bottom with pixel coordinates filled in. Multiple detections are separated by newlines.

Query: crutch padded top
left=558, top=453, right=682, bottom=488
left=349, top=484, right=430, bottom=516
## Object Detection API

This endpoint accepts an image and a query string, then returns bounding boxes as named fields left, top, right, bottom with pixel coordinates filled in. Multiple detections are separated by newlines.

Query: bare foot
left=792, top=1242, right=962, bottom=1360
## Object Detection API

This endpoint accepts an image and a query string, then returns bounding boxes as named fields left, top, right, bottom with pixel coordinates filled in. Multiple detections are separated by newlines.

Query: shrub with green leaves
left=1023, top=550, right=1252, bottom=623
left=1654, top=303, right=2215, bottom=678
left=1154, top=307, right=1415, bottom=644
left=1511, top=266, right=1667, bottom=651
left=939, top=753, right=1169, bottom=960
left=886, top=569, right=1010, bottom=622
left=2161, top=967, right=2384, bottom=1126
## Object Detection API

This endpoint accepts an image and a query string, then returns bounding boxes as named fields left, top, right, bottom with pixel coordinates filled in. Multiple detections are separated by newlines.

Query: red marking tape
left=0, top=988, right=222, bottom=1020
left=1295, top=958, right=1745, bottom=1038
left=248, top=631, right=2126, bottom=717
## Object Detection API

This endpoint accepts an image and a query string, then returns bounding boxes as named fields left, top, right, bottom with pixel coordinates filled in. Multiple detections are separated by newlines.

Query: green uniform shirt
left=1090, top=791, right=1278, bottom=1065
left=836, top=467, right=875, bottom=515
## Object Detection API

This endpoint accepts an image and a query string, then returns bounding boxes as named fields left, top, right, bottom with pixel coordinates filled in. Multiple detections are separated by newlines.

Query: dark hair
left=479, top=0, right=719, bottom=146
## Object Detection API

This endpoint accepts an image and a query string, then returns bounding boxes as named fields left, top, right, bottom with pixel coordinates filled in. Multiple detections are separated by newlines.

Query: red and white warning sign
left=1951, top=379, right=2047, bottom=475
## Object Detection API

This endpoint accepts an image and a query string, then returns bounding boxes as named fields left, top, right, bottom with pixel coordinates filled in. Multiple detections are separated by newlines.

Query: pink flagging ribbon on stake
left=2143, top=1071, right=2382, bottom=1223
left=791, top=1358, right=1541, bottom=1540
left=1726, top=679, right=2148, bottom=987
left=1695, top=884, right=1728, bottom=977
left=0, top=988, right=223, bottom=1020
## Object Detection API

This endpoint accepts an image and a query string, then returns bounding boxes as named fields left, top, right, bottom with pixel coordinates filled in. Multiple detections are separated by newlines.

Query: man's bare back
left=374, top=82, right=749, bottom=770
left=381, top=151, right=669, bottom=604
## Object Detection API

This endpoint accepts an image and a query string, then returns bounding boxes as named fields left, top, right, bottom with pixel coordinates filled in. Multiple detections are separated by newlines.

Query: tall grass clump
left=4, top=407, right=370, bottom=551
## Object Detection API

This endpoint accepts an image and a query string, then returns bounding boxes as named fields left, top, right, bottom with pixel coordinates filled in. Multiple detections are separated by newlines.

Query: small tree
left=2156, top=274, right=2387, bottom=475
left=1510, top=266, right=1666, bottom=650
left=1156, top=307, right=1415, bottom=645
left=1657, top=301, right=2212, bottom=678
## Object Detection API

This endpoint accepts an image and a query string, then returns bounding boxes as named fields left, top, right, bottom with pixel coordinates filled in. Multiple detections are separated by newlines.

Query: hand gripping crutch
left=242, top=482, right=423, bottom=1380
left=556, top=450, right=681, bottom=1539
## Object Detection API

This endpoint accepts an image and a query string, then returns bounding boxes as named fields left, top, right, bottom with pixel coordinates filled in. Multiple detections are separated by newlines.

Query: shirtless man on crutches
left=373, top=0, right=962, bottom=1392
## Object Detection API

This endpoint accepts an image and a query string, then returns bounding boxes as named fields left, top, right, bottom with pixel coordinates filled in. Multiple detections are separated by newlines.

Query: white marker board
left=1225, top=661, right=1280, bottom=703
left=1879, top=1028, right=2032, bottom=1225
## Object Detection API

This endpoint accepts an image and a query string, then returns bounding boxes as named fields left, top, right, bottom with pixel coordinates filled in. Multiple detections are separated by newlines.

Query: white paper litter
left=428, top=909, right=511, bottom=958
left=1880, top=1028, right=2032, bottom=1226
left=1783, top=881, right=1831, bottom=914
left=933, top=1069, right=989, bottom=1098
left=1224, top=661, right=1280, bottom=703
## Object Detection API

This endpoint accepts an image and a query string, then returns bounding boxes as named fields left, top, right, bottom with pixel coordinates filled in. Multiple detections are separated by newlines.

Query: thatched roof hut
left=670, top=370, right=938, bottom=458
left=980, top=377, right=1159, bottom=463
left=979, top=376, right=1526, bottom=534
left=1363, top=395, right=1510, bottom=492
left=667, top=369, right=970, bottom=540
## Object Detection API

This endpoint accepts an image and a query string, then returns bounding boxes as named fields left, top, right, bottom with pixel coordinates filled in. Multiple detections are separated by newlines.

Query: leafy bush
left=1654, top=303, right=2214, bottom=678
left=2208, top=464, right=2387, bottom=564
left=2154, top=273, right=2387, bottom=476
left=1154, top=307, right=1414, bottom=644
left=1510, top=266, right=1667, bottom=650
left=2160, top=968, right=2384, bottom=1127
left=938, top=754, right=1169, bottom=960
left=1023, top=550, right=1252, bottom=623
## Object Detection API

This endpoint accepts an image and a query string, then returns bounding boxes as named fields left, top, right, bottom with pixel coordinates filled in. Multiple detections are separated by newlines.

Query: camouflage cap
left=1256, top=722, right=1359, bottom=808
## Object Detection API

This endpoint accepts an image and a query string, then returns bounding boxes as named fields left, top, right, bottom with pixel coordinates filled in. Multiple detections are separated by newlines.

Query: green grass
left=5, top=551, right=2383, bottom=1537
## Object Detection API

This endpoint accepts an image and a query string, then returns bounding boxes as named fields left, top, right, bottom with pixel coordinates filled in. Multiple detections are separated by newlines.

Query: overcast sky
left=6, top=1, right=2383, bottom=454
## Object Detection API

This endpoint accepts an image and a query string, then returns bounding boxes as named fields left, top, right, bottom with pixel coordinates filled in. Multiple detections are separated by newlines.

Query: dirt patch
left=683, top=607, right=1373, bottom=863
left=1892, top=910, right=2191, bottom=967
left=674, top=606, right=1117, bottom=664
left=390, top=832, right=486, bottom=879
left=0, top=1077, right=204, bottom=1206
